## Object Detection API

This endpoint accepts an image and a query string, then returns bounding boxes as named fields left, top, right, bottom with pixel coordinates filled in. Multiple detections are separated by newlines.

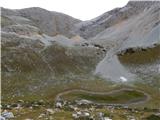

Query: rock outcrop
left=73, top=1, right=159, bottom=39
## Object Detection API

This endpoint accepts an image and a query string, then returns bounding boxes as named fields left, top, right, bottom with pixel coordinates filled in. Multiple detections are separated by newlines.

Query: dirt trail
left=55, top=88, right=150, bottom=106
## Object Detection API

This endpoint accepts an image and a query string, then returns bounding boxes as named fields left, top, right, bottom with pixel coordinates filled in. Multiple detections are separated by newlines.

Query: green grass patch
left=62, top=89, right=146, bottom=104
left=118, top=44, right=160, bottom=64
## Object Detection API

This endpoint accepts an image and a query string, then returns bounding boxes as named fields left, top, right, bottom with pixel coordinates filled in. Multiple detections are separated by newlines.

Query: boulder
left=46, top=108, right=55, bottom=115
left=1, top=110, right=14, bottom=119
left=55, top=102, right=63, bottom=108
left=0, top=116, right=5, bottom=120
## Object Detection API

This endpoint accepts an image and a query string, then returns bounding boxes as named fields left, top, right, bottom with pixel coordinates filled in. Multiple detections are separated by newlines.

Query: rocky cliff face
left=90, top=2, right=160, bottom=48
left=73, top=1, right=159, bottom=39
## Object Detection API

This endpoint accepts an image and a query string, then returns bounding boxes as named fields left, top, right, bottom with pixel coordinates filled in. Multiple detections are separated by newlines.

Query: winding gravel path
left=55, top=88, right=150, bottom=106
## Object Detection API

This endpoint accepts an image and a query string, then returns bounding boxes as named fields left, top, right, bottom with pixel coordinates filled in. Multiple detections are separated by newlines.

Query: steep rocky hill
left=73, top=1, right=159, bottom=39
left=1, top=7, right=81, bottom=37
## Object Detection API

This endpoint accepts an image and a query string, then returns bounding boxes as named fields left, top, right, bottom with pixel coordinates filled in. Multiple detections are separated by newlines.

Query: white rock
left=6, top=105, right=11, bottom=109
left=18, top=100, right=24, bottom=103
left=38, top=113, right=45, bottom=118
left=77, top=111, right=82, bottom=115
left=120, top=76, right=128, bottom=82
left=73, top=107, right=79, bottom=111
left=72, top=113, right=79, bottom=119
left=84, top=112, right=90, bottom=117
left=0, top=116, right=6, bottom=120
left=2, top=111, right=14, bottom=119
left=46, top=108, right=55, bottom=114
left=104, top=117, right=112, bottom=120
left=55, top=102, right=62, bottom=108
left=15, top=104, right=22, bottom=109
left=155, top=112, right=160, bottom=116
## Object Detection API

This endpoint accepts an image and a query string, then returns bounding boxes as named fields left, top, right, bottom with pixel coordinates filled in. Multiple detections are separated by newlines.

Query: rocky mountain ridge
left=72, top=1, right=159, bottom=39
left=1, top=7, right=81, bottom=37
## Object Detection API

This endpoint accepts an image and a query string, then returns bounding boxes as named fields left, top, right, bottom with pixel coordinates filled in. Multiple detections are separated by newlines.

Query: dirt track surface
left=55, top=88, right=150, bottom=106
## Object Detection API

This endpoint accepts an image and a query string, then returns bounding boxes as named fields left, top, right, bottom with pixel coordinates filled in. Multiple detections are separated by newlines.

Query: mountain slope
left=86, top=1, right=160, bottom=81
left=1, top=1, right=160, bottom=106
left=73, top=1, right=159, bottom=39
left=1, top=7, right=81, bottom=37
